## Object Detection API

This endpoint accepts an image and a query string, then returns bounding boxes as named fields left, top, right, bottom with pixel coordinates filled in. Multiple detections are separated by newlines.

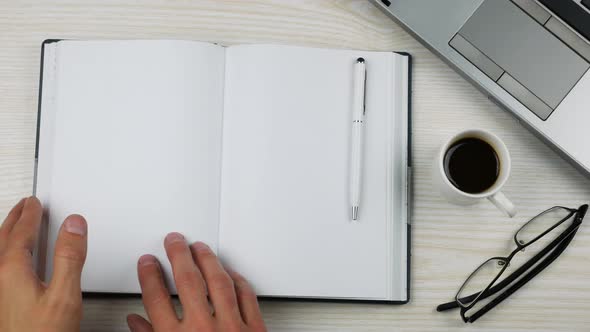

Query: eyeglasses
left=437, top=204, right=588, bottom=323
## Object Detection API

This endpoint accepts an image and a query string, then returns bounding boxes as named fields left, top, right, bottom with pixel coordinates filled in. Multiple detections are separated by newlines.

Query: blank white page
left=36, top=40, right=225, bottom=293
left=219, top=45, right=397, bottom=299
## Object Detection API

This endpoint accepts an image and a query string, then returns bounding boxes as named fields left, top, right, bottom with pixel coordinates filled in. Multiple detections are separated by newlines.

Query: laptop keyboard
left=538, top=0, right=590, bottom=42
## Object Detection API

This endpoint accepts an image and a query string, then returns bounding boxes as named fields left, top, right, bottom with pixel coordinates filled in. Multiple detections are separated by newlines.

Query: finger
left=227, top=269, right=266, bottom=329
left=48, top=214, right=88, bottom=297
left=0, top=197, right=26, bottom=234
left=8, top=196, right=43, bottom=252
left=137, top=254, right=178, bottom=330
left=164, top=233, right=210, bottom=324
left=191, top=242, right=241, bottom=322
left=127, top=314, right=154, bottom=332
left=0, top=197, right=26, bottom=251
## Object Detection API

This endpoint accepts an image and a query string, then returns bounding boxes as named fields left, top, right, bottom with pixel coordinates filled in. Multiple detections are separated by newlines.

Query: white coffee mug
left=433, top=129, right=516, bottom=217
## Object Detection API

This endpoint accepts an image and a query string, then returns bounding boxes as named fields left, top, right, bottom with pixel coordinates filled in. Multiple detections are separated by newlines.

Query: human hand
left=0, top=197, right=88, bottom=332
left=126, top=233, right=267, bottom=332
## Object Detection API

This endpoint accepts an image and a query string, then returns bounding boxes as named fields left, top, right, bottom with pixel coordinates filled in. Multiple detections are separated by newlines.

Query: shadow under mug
left=432, top=129, right=516, bottom=217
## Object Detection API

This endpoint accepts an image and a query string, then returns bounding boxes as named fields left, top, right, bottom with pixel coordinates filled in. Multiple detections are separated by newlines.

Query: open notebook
left=35, top=40, right=411, bottom=303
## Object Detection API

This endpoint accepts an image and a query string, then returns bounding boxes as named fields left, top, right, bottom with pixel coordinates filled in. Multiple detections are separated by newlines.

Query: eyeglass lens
left=515, top=207, right=573, bottom=246
left=456, top=258, right=505, bottom=307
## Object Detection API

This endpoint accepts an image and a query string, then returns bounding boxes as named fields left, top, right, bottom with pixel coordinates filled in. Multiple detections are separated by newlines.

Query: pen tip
left=352, top=206, right=359, bottom=221
left=356, top=57, right=365, bottom=63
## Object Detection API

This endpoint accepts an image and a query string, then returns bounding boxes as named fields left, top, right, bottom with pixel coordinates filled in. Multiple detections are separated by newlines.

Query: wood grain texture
left=1, top=0, right=590, bottom=331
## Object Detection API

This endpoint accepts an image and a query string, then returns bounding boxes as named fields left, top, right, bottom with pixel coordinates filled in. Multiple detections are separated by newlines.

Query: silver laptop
left=371, top=0, right=590, bottom=175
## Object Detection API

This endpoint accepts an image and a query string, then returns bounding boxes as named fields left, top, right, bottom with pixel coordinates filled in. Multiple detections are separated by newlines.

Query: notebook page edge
left=35, top=40, right=60, bottom=280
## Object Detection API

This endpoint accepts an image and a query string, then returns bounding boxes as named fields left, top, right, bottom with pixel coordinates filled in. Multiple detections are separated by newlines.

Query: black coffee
left=443, top=137, right=500, bottom=194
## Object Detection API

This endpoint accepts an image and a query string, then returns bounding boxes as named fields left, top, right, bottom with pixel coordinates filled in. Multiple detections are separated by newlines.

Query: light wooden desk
left=1, top=1, right=589, bottom=331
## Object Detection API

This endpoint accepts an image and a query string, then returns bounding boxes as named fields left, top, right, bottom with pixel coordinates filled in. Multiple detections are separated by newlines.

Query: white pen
left=350, top=57, right=366, bottom=221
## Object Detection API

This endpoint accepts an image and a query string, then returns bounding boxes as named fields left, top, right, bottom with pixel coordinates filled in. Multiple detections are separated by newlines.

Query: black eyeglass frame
left=437, top=204, right=588, bottom=323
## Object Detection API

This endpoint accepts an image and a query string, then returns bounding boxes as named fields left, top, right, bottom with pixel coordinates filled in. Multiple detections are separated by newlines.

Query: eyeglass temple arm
left=467, top=231, right=575, bottom=323
left=437, top=215, right=584, bottom=312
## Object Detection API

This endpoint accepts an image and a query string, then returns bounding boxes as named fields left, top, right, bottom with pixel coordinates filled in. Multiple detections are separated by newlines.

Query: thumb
left=48, top=214, right=88, bottom=295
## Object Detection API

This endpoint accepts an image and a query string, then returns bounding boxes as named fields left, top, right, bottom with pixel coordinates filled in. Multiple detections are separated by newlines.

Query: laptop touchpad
left=453, top=0, right=589, bottom=120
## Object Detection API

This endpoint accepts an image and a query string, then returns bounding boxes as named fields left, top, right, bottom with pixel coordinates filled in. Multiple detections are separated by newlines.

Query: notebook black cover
left=35, top=40, right=412, bottom=305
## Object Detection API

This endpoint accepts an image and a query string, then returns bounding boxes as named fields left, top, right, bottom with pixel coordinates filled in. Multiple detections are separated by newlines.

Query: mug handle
left=488, top=191, right=517, bottom=218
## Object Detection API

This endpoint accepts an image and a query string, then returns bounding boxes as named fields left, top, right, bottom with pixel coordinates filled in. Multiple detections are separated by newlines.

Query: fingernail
left=127, top=315, right=142, bottom=329
left=24, top=196, right=38, bottom=206
left=138, top=254, right=157, bottom=266
left=192, top=241, right=210, bottom=252
left=64, top=215, right=87, bottom=236
left=126, top=316, right=137, bottom=329
left=165, top=232, right=185, bottom=245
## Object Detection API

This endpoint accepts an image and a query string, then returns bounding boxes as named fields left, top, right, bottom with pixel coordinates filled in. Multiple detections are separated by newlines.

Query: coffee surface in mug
left=443, top=137, right=500, bottom=194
